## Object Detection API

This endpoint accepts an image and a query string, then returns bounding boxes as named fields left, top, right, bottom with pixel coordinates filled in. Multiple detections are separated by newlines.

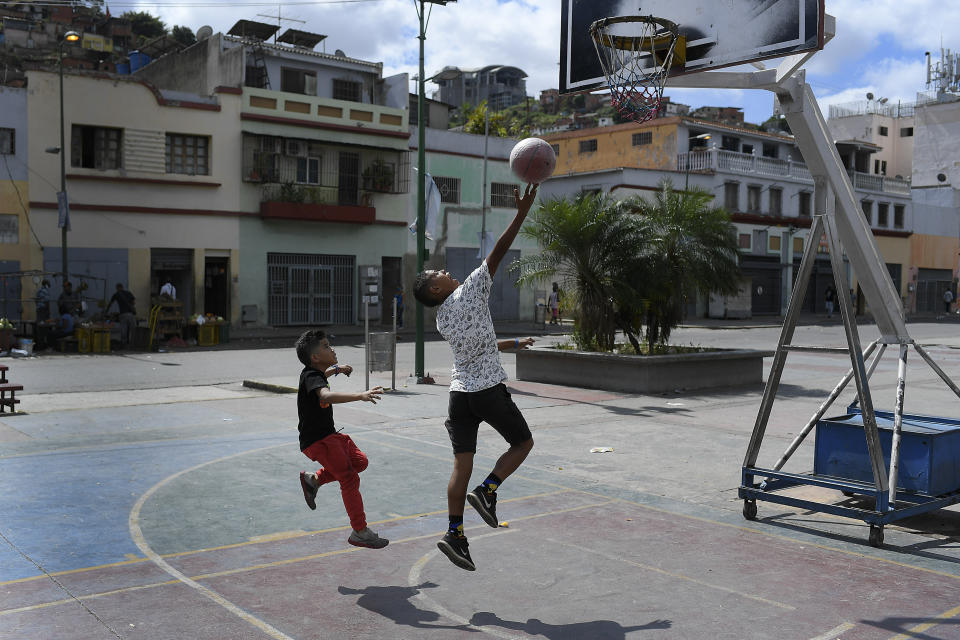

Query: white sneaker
left=348, top=527, right=389, bottom=549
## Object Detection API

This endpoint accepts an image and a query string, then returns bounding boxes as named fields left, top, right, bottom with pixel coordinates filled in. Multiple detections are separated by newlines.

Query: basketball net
left=589, top=16, right=682, bottom=124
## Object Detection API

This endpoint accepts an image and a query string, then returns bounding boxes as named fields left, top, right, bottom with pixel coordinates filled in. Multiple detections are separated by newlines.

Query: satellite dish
left=197, top=25, right=213, bottom=40
left=879, top=97, right=888, bottom=105
left=937, top=173, right=948, bottom=183
left=866, top=92, right=874, bottom=100
left=335, top=49, right=346, bottom=57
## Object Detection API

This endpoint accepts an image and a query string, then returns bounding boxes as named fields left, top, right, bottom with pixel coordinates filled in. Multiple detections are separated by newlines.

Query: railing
left=678, top=149, right=909, bottom=195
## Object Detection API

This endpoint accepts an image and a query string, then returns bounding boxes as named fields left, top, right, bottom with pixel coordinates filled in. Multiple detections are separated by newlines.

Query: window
left=71, top=125, right=121, bottom=170
left=747, top=185, right=761, bottom=213
left=861, top=200, right=873, bottom=225
left=894, top=204, right=905, bottom=229
left=281, top=68, right=317, bottom=95
left=579, top=139, right=598, bottom=153
left=724, top=182, right=739, bottom=211
left=0, top=214, right=17, bottom=243
left=877, top=202, right=889, bottom=227
left=333, top=79, right=362, bottom=102
left=741, top=143, right=754, bottom=155
left=738, top=233, right=751, bottom=249
left=409, top=96, right=428, bottom=127
left=769, top=235, right=781, bottom=252
left=491, top=182, right=519, bottom=207
left=296, top=157, right=320, bottom=184
left=433, top=176, right=461, bottom=204
left=550, top=144, right=560, bottom=156
left=632, top=131, right=652, bottom=146
left=793, top=237, right=804, bottom=254
left=900, top=127, right=914, bottom=137
left=165, top=134, right=209, bottom=175
left=0, top=127, right=14, bottom=154
left=721, top=135, right=739, bottom=151
left=879, top=126, right=888, bottom=136
left=769, top=187, right=783, bottom=216
left=762, top=143, right=778, bottom=159
left=881, top=160, right=887, bottom=175
left=798, top=191, right=812, bottom=217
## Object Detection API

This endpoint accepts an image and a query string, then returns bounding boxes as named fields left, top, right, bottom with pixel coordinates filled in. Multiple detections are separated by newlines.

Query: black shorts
left=445, top=383, right=532, bottom=454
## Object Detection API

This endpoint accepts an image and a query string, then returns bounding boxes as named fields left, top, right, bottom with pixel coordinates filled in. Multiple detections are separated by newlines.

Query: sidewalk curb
left=242, top=380, right=296, bottom=394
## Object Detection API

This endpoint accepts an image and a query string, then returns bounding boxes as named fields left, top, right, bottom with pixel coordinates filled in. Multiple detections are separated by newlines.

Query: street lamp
left=56, top=31, right=80, bottom=283
left=414, top=0, right=455, bottom=383
left=684, top=132, right=711, bottom=191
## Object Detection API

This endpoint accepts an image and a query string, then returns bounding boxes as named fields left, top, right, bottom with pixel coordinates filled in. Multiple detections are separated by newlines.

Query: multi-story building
left=433, top=65, right=527, bottom=111
left=542, top=117, right=913, bottom=317
left=0, top=85, right=29, bottom=321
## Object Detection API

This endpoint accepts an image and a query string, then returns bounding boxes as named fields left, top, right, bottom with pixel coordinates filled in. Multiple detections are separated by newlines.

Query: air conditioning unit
left=286, top=140, right=307, bottom=157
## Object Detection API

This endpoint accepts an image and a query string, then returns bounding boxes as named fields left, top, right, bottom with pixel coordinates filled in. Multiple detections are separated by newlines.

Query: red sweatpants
left=302, top=433, right=369, bottom=531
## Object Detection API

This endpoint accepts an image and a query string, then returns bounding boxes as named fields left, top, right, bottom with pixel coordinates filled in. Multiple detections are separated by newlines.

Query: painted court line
left=129, top=443, right=296, bottom=640
left=553, top=539, right=796, bottom=611
left=888, top=602, right=960, bottom=640
left=808, top=622, right=856, bottom=640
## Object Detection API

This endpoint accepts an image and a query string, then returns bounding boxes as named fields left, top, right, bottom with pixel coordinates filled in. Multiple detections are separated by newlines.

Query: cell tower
left=925, top=47, right=960, bottom=98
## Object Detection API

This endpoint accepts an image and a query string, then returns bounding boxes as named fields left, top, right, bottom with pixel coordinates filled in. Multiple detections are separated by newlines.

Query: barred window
left=877, top=202, right=889, bottom=227
left=632, top=131, right=652, bottom=146
left=490, top=181, right=519, bottom=208
left=71, top=125, right=121, bottom=170
left=900, top=127, right=914, bottom=137
left=281, top=67, right=317, bottom=95
left=165, top=133, right=210, bottom=175
left=296, top=157, right=320, bottom=185
left=433, top=176, right=460, bottom=204
left=769, top=187, right=782, bottom=216
left=894, top=204, right=905, bottom=229
left=579, top=139, right=598, bottom=153
left=0, top=128, right=14, bottom=154
left=333, top=79, right=362, bottom=102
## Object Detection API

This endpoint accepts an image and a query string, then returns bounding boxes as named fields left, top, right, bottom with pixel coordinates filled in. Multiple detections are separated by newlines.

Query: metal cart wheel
left=743, top=499, right=758, bottom=520
left=869, top=524, right=884, bottom=547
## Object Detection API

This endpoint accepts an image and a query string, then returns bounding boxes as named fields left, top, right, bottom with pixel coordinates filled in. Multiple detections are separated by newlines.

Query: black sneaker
left=467, top=486, right=499, bottom=528
left=437, top=531, right=476, bottom=571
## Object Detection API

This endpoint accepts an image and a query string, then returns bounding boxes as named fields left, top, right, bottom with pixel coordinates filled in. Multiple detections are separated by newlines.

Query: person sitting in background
left=107, top=283, right=137, bottom=348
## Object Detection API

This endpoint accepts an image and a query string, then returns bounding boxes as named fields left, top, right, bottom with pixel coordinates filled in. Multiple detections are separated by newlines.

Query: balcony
left=677, top=149, right=911, bottom=196
left=242, top=87, right=408, bottom=145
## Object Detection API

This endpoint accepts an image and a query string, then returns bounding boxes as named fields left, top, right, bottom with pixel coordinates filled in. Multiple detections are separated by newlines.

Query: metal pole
left=913, top=343, right=960, bottom=400
left=391, top=296, right=397, bottom=391
left=887, top=343, right=908, bottom=508
left=364, top=299, right=370, bottom=391
left=59, top=43, right=68, bottom=283
left=414, top=0, right=426, bottom=383
left=480, top=108, right=489, bottom=256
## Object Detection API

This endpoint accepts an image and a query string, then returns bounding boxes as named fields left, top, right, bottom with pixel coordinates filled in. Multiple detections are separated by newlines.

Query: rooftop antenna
left=256, top=5, right=305, bottom=44
left=925, top=44, right=960, bottom=98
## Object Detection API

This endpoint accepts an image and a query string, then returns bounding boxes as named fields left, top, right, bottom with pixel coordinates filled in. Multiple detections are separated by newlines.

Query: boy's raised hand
left=360, top=386, right=384, bottom=404
left=338, top=364, right=353, bottom=377
left=513, top=183, right=539, bottom=216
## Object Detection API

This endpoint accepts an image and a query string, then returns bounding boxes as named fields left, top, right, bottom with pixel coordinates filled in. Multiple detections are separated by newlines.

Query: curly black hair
left=295, top=329, right=327, bottom=365
left=413, top=271, right=442, bottom=307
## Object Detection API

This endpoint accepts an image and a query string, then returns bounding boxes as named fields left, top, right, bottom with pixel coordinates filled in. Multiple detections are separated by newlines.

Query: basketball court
left=4, top=340, right=960, bottom=639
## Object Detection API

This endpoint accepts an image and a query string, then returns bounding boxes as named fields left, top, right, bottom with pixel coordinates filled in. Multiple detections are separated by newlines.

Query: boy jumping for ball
left=295, top=329, right=388, bottom=549
left=413, top=184, right=538, bottom=571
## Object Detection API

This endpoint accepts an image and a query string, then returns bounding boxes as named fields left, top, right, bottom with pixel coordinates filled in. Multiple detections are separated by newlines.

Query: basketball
left=509, top=138, right=556, bottom=185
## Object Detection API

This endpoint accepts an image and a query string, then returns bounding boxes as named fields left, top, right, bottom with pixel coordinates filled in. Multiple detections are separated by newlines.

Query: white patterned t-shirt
left=436, top=261, right=506, bottom=392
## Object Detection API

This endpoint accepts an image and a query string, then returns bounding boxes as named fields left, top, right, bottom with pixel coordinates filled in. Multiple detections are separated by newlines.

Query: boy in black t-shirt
left=295, top=329, right=387, bottom=549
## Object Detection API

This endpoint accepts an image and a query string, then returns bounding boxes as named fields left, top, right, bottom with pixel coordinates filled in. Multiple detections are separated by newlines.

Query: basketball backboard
left=560, top=0, right=825, bottom=94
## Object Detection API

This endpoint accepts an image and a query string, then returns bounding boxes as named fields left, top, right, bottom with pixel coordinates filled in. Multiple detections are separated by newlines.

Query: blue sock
left=448, top=516, right=464, bottom=536
left=481, top=473, right=502, bottom=494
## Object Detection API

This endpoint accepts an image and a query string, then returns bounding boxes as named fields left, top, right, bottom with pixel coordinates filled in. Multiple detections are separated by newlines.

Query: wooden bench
left=0, top=382, right=22, bottom=413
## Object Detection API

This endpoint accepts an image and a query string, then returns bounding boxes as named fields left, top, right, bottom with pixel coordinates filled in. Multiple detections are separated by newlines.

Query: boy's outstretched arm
left=318, top=386, right=383, bottom=405
left=486, top=183, right=538, bottom=278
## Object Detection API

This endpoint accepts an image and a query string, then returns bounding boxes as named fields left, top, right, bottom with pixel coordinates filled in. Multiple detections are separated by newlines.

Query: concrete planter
left=516, top=347, right=774, bottom=393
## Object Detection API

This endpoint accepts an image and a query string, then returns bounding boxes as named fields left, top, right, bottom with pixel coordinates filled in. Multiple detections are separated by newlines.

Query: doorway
left=204, top=257, right=229, bottom=319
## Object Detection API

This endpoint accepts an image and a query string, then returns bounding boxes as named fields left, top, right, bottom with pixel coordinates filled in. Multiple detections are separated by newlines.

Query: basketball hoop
left=589, top=15, right=684, bottom=123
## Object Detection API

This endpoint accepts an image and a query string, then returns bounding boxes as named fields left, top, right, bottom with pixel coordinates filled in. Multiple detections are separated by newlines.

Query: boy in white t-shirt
left=413, top=184, right=538, bottom=571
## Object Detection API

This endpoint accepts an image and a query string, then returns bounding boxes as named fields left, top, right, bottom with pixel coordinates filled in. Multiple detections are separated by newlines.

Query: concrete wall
left=913, top=99, right=960, bottom=187
left=828, top=111, right=915, bottom=180
left=135, top=34, right=244, bottom=95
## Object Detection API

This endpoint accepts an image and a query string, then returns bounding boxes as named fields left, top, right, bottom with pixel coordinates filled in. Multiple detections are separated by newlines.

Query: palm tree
left=626, top=181, right=741, bottom=347
left=512, top=192, right=647, bottom=351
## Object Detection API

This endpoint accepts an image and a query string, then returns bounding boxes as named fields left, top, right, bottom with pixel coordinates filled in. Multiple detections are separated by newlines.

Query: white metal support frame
left=665, top=15, right=960, bottom=540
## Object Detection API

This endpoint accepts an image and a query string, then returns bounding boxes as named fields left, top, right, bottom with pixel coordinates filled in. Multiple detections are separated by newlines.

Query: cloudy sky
left=131, top=0, right=960, bottom=124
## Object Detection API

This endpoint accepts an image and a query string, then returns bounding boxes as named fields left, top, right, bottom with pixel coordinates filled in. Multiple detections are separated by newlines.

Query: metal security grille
left=433, top=176, right=461, bottom=203
left=267, top=253, right=355, bottom=325
left=490, top=181, right=519, bottom=208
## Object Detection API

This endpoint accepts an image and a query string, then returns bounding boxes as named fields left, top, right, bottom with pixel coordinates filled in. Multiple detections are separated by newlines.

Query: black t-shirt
left=298, top=367, right=335, bottom=450
left=110, top=289, right=136, bottom=315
